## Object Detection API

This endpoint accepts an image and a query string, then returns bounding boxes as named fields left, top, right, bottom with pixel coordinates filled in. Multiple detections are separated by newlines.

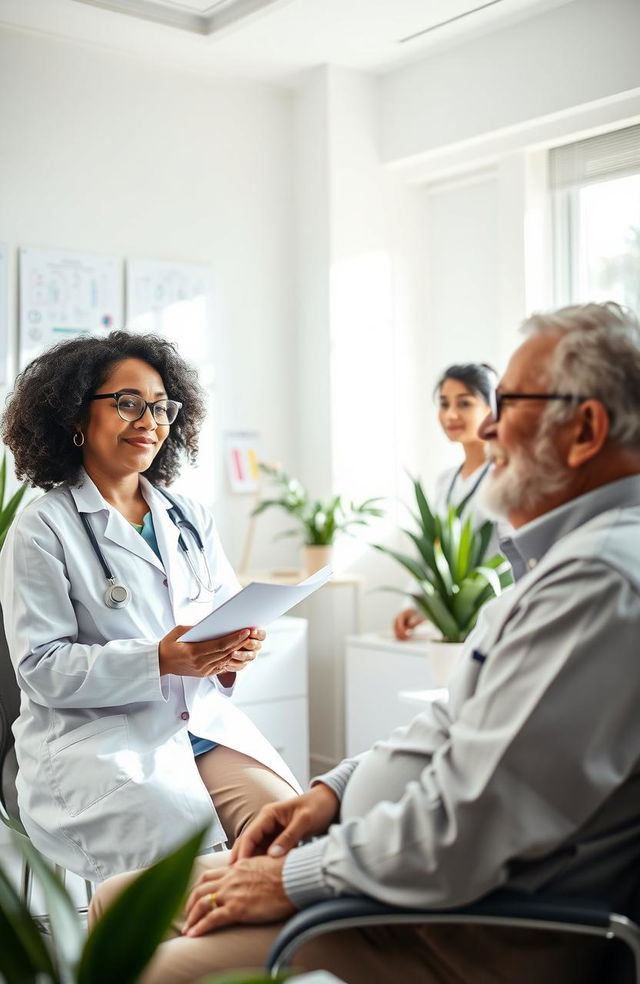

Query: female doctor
left=0, top=330, right=299, bottom=883
left=394, top=362, right=505, bottom=641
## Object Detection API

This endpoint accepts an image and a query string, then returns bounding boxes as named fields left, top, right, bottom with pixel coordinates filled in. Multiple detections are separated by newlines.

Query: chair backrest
left=0, top=605, right=21, bottom=818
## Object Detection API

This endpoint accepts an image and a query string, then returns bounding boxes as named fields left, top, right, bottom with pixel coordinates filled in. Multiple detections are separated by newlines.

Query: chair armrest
left=266, top=891, right=624, bottom=976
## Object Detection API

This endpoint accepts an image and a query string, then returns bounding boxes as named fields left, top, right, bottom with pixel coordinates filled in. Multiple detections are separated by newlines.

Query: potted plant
left=374, top=476, right=512, bottom=685
left=252, top=463, right=385, bottom=574
left=0, top=825, right=288, bottom=984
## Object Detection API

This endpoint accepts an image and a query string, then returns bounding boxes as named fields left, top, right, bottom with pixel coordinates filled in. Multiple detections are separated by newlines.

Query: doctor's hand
left=158, top=625, right=262, bottom=678
left=220, top=627, right=266, bottom=673
left=230, top=783, right=340, bottom=862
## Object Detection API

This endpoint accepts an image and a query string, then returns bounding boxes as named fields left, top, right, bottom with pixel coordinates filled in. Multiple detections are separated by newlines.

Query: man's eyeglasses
left=89, top=392, right=182, bottom=425
left=489, top=391, right=588, bottom=422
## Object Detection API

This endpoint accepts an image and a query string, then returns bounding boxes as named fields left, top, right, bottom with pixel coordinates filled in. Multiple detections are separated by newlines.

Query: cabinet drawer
left=232, top=617, right=307, bottom=704
left=239, top=697, right=309, bottom=788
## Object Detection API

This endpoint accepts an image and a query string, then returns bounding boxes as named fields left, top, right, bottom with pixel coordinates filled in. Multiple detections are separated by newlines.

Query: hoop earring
left=73, top=431, right=85, bottom=448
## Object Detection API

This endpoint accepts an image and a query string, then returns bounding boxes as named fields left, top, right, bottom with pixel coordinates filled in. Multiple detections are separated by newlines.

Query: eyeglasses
left=489, top=391, right=588, bottom=422
left=89, top=392, right=182, bottom=425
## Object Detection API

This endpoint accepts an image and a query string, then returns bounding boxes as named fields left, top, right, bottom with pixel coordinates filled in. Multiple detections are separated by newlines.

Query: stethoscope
left=445, top=461, right=491, bottom=515
left=76, top=486, right=219, bottom=609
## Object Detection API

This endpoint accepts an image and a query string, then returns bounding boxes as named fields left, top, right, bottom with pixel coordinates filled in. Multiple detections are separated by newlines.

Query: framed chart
left=19, top=247, right=121, bottom=367
left=126, top=258, right=213, bottom=366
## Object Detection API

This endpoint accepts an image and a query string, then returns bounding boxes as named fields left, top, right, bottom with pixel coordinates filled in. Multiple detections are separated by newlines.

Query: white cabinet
left=232, top=616, right=309, bottom=787
left=345, top=632, right=441, bottom=757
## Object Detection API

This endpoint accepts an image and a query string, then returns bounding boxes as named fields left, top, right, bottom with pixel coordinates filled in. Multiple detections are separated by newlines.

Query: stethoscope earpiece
left=104, top=581, right=131, bottom=609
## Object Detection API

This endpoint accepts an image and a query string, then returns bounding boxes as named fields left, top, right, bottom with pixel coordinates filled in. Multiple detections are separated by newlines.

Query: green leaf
left=412, top=476, right=437, bottom=542
left=474, top=564, right=503, bottom=597
left=0, top=863, right=58, bottom=984
left=412, top=592, right=462, bottom=642
left=250, top=498, right=290, bottom=517
left=455, top=515, right=474, bottom=582
left=77, top=828, right=208, bottom=984
left=14, top=832, right=84, bottom=982
left=0, top=483, right=29, bottom=550
left=471, top=520, right=494, bottom=567
left=371, top=543, right=429, bottom=584
left=451, top=575, right=492, bottom=628
left=432, top=540, right=454, bottom=597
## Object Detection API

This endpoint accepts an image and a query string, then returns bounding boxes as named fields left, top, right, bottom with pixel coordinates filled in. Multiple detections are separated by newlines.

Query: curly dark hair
left=2, top=331, right=207, bottom=490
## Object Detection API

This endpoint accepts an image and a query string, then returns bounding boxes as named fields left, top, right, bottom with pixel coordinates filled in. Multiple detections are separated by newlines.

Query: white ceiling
left=0, top=0, right=575, bottom=85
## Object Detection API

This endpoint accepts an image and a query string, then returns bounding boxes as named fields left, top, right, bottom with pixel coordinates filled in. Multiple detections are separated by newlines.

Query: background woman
left=394, top=362, right=501, bottom=641
left=0, top=331, right=298, bottom=882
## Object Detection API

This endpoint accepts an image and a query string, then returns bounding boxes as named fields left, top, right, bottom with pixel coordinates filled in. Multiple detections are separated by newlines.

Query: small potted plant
left=252, top=463, right=385, bottom=574
left=375, top=475, right=512, bottom=684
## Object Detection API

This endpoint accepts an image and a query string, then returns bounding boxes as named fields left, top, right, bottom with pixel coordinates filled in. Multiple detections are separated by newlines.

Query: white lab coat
left=0, top=469, right=299, bottom=881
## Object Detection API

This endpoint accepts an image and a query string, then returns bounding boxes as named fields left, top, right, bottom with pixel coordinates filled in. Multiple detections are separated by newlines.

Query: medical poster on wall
left=0, top=244, right=8, bottom=383
left=19, top=247, right=121, bottom=368
left=125, top=258, right=213, bottom=366
left=224, top=431, right=261, bottom=493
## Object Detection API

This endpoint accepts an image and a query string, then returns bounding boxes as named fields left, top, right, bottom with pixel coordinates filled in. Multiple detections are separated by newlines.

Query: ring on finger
left=209, top=892, right=218, bottom=909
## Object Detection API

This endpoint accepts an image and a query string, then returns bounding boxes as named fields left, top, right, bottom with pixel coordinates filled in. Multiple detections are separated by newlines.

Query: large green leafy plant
left=0, top=826, right=206, bottom=984
left=0, top=826, right=286, bottom=984
left=375, top=476, right=512, bottom=643
left=0, top=453, right=29, bottom=551
left=252, top=463, right=384, bottom=547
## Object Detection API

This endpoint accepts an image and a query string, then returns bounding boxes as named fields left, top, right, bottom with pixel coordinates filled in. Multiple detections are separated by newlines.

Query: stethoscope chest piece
left=104, top=579, right=131, bottom=609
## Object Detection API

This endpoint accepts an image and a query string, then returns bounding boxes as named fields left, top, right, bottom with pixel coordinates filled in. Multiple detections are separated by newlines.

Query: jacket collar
left=68, top=469, right=175, bottom=574
left=500, top=474, right=640, bottom=581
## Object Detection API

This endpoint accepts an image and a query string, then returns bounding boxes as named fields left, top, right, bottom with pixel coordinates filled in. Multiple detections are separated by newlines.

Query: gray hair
left=521, top=301, right=640, bottom=452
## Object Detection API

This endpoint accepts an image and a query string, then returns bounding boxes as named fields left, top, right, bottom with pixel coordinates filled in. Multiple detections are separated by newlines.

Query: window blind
left=549, top=123, right=640, bottom=190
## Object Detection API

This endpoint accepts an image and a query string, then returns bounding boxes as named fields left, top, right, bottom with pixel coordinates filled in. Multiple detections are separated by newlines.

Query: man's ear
left=567, top=400, right=610, bottom=468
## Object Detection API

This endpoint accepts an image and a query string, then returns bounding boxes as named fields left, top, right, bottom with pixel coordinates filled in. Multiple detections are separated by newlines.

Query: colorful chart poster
left=125, top=258, right=213, bottom=366
left=224, top=431, right=261, bottom=493
left=19, top=247, right=121, bottom=368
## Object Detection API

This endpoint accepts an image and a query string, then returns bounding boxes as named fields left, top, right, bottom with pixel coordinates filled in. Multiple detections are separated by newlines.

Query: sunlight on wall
left=127, top=294, right=218, bottom=505
left=329, top=249, right=400, bottom=569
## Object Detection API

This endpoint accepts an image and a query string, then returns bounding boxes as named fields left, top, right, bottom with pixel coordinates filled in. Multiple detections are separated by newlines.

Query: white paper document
left=179, top=566, right=333, bottom=642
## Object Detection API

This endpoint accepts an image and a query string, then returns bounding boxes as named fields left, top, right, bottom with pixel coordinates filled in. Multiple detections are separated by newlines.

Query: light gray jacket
left=284, top=475, right=640, bottom=913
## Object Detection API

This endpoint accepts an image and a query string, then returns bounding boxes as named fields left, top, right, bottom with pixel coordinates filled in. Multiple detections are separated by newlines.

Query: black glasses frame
left=490, top=392, right=589, bottom=422
left=89, top=392, right=183, bottom=425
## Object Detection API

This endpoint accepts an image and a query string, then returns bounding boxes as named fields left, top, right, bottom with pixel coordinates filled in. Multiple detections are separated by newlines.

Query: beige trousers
left=91, top=851, right=607, bottom=984
left=194, top=744, right=298, bottom=846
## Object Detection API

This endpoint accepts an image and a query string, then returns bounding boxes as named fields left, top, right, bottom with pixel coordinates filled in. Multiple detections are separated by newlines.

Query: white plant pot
left=425, top=640, right=464, bottom=688
left=302, top=544, right=333, bottom=576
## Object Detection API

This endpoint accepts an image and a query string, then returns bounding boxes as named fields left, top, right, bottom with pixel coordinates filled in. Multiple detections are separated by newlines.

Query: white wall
left=0, top=26, right=297, bottom=569
left=380, top=0, right=640, bottom=169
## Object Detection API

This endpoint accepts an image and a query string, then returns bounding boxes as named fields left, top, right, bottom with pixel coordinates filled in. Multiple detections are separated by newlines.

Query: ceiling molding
left=72, top=0, right=289, bottom=35
left=399, top=0, right=506, bottom=45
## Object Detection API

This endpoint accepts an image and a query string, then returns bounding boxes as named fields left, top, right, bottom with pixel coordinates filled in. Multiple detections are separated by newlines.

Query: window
left=550, top=124, right=640, bottom=312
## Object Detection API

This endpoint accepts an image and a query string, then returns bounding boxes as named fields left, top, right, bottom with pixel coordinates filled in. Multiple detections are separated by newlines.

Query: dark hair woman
left=394, top=361, right=503, bottom=641
left=0, top=331, right=299, bottom=882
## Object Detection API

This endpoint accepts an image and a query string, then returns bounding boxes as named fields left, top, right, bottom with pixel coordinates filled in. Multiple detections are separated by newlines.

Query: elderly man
left=91, top=301, right=640, bottom=984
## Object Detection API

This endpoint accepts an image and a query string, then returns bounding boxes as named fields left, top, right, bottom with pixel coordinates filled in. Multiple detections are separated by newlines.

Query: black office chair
left=266, top=889, right=640, bottom=982
left=0, top=608, right=93, bottom=912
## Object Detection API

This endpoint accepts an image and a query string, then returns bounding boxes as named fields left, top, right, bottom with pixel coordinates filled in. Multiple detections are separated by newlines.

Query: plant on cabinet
left=375, top=476, right=512, bottom=682
left=252, top=463, right=385, bottom=574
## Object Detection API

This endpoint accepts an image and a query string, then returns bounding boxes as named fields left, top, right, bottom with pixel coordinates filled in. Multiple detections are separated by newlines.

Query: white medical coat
left=0, top=470, right=299, bottom=881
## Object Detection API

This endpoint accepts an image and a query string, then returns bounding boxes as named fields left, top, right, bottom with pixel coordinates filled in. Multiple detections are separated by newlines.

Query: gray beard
left=481, top=428, right=571, bottom=521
